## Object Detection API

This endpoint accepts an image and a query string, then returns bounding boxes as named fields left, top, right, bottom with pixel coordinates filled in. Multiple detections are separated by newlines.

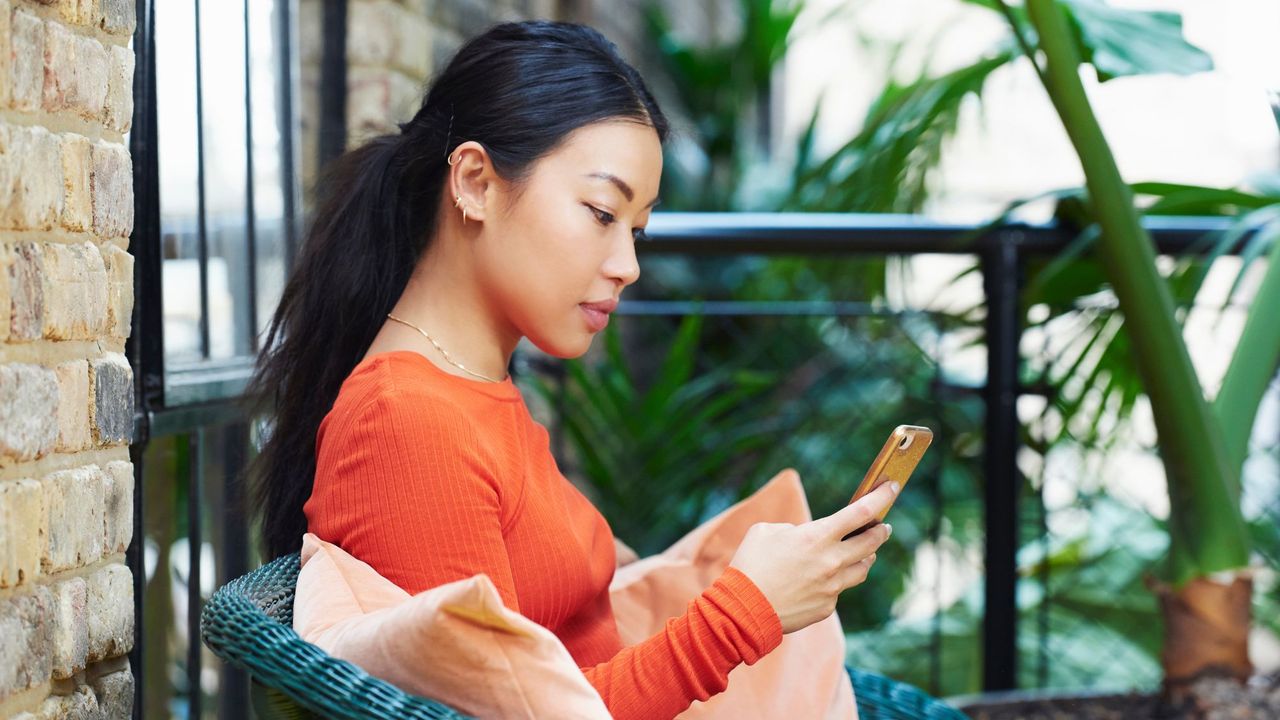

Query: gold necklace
left=385, top=313, right=506, bottom=383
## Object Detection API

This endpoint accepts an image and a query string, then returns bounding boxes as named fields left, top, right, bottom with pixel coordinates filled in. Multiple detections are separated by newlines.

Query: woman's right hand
left=728, top=479, right=899, bottom=634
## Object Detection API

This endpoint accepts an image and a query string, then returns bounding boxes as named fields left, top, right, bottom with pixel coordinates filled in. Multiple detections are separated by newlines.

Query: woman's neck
left=370, top=244, right=517, bottom=381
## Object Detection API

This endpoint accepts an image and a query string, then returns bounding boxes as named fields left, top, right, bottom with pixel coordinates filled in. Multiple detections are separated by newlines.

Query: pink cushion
left=609, top=469, right=858, bottom=719
left=294, top=533, right=612, bottom=719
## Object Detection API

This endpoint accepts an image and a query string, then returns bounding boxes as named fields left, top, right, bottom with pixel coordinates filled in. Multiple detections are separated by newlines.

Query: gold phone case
left=848, top=425, right=933, bottom=521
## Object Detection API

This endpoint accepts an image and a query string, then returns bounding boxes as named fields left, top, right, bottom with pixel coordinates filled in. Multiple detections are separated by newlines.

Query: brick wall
left=297, top=0, right=560, bottom=202
left=344, top=0, right=431, bottom=148
left=0, top=1, right=136, bottom=719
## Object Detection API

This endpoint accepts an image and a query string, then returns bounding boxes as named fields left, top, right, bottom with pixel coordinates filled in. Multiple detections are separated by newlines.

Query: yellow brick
left=61, top=133, right=94, bottom=232
left=100, top=243, right=133, bottom=339
left=0, top=479, right=44, bottom=588
left=0, top=243, right=10, bottom=342
left=54, top=359, right=91, bottom=452
left=41, top=241, right=108, bottom=340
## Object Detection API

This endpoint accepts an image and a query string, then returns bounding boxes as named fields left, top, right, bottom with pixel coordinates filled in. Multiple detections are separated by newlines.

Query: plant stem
left=1024, top=0, right=1248, bottom=584
left=1214, top=235, right=1280, bottom=479
left=994, top=0, right=1051, bottom=89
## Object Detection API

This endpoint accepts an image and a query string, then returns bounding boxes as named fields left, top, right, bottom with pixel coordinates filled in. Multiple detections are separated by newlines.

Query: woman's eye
left=587, top=205, right=615, bottom=226
left=587, top=204, right=647, bottom=241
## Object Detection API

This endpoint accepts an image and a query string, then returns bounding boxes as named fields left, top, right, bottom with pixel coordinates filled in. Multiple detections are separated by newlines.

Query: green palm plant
left=982, top=0, right=1280, bottom=694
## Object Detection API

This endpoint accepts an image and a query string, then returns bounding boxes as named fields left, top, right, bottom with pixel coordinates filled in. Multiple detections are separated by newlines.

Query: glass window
left=198, top=1, right=254, bottom=361
left=155, top=0, right=204, bottom=365
left=155, top=0, right=298, bottom=377
left=249, top=0, right=293, bottom=348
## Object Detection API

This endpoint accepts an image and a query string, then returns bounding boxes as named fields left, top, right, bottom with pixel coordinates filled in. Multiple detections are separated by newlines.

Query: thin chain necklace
left=385, top=313, right=506, bottom=383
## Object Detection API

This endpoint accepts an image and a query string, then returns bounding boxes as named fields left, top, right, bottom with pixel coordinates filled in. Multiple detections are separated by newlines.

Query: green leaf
left=1023, top=224, right=1103, bottom=310
left=1134, top=182, right=1280, bottom=216
left=1179, top=206, right=1280, bottom=307
left=1059, top=0, right=1213, bottom=81
left=1222, top=216, right=1280, bottom=305
left=1248, top=170, right=1280, bottom=197
left=639, top=314, right=704, bottom=420
left=784, top=51, right=1013, bottom=213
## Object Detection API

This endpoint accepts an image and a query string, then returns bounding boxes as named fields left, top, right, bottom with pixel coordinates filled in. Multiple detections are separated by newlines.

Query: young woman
left=247, top=20, right=896, bottom=720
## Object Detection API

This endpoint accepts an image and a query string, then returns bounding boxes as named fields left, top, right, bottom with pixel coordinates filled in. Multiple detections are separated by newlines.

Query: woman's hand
left=615, top=536, right=640, bottom=567
left=728, top=480, right=898, bottom=634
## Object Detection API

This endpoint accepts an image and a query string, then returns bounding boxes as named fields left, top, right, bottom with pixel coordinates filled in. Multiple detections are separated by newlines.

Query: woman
left=247, top=20, right=896, bottom=720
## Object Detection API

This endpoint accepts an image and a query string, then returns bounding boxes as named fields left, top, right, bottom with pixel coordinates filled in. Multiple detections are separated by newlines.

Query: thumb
left=821, top=480, right=899, bottom=540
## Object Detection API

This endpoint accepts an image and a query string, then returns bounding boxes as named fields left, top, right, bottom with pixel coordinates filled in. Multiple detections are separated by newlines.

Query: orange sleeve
left=582, top=566, right=784, bottom=719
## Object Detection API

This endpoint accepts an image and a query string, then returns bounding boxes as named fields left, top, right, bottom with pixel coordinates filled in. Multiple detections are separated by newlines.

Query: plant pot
left=1150, top=573, right=1253, bottom=701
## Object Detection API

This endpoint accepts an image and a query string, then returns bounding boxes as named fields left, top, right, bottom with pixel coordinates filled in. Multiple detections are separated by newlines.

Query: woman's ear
left=447, top=140, right=497, bottom=223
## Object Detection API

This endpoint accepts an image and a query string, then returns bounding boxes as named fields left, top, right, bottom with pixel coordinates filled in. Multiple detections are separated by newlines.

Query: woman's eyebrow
left=585, top=172, right=661, bottom=208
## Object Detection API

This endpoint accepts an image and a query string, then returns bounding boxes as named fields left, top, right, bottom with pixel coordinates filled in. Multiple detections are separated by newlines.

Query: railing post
left=318, top=0, right=348, bottom=170
left=220, top=422, right=251, bottom=720
left=982, top=229, right=1022, bottom=691
left=127, top=2, right=160, bottom=716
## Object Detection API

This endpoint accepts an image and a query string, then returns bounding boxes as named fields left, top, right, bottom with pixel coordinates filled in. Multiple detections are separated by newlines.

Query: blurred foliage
left=964, top=0, right=1213, bottom=82
left=643, top=0, right=806, bottom=211
left=847, top=493, right=1168, bottom=694
left=529, top=314, right=783, bottom=555
left=780, top=52, right=1012, bottom=214
left=647, top=0, right=1010, bottom=213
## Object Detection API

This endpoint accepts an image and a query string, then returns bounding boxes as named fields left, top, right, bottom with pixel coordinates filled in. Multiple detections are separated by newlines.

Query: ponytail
left=245, top=129, right=446, bottom=560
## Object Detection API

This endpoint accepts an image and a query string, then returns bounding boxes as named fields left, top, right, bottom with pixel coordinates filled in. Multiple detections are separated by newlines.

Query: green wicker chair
left=201, top=553, right=968, bottom=719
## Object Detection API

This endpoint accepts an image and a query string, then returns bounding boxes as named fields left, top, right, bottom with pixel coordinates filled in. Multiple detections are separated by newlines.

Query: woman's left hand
left=615, top=537, right=640, bottom=567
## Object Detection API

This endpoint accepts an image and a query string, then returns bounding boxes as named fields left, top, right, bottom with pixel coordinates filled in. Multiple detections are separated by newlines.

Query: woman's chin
left=526, top=332, right=593, bottom=360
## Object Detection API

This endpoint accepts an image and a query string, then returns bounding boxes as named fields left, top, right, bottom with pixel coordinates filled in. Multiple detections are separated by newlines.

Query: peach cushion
left=293, top=532, right=612, bottom=719
left=609, top=469, right=858, bottom=719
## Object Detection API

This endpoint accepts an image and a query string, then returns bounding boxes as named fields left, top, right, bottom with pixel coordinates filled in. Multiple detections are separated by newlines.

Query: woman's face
left=477, top=120, right=663, bottom=358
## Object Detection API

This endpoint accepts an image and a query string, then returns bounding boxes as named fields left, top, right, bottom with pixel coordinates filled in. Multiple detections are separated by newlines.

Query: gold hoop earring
left=453, top=195, right=462, bottom=208
left=461, top=207, right=469, bottom=224
left=447, top=152, right=460, bottom=166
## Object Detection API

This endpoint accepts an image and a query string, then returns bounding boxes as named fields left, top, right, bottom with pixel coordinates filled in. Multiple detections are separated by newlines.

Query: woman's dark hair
left=244, top=21, right=669, bottom=560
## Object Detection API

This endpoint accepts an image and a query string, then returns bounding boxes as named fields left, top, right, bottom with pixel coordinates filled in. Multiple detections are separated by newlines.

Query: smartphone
left=844, top=425, right=933, bottom=535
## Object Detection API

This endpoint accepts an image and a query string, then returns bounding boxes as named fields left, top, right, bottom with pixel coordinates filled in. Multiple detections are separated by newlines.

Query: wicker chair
left=200, top=553, right=968, bottom=719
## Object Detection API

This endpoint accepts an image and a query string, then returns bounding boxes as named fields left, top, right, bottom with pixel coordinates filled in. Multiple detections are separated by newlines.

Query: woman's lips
left=580, top=304, right=610, bottom=332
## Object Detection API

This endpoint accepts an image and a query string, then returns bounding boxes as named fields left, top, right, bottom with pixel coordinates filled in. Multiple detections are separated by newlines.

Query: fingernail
left=889, top=482, right=901, bottom=495
left=884, top=523, right=893, bottom=537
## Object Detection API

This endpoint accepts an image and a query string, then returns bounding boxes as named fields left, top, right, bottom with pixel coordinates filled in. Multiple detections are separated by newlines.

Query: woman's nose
left=604, top=235, right=640, bottom=287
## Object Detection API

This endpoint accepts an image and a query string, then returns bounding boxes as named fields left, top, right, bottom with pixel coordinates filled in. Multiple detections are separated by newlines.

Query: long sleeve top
left=303, top=350, right=783, bottom=719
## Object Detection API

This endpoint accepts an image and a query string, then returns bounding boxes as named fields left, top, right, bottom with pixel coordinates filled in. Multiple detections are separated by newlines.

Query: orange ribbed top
left=304, top=350, right=783, bottom=719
